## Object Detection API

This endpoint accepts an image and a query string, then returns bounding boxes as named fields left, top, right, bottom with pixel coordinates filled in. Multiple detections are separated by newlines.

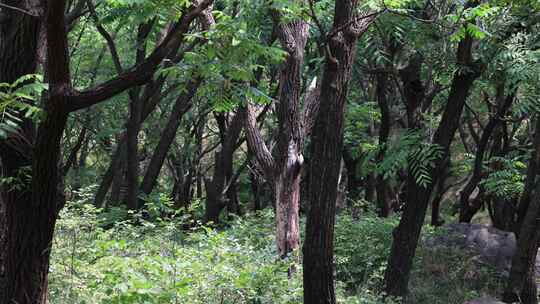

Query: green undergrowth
left=49, top=197, right=503, bottom=304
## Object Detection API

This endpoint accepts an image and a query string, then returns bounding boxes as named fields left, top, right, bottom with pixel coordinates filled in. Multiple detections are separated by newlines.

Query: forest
left=0, top=0, right=539, bottom=303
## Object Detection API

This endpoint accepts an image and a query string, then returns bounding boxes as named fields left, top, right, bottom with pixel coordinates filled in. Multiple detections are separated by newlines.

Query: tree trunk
left=303, top=6, right=376, bottom=304
left=502, top=117, right=540, bottom=304
left=3, top=1, right=212, bottom=301
left=3, top=0, right=69, bottom=301
left=0, top=0, right=41, bottom=301
left=125, top=93, right=143, bottom=210
left=94, top=138, right=126, bottom=207
left=245, top=17, right=310, bottom=260
left=205, top=110, right=244, bottom=223
left=342, top=147, right=360, bottom=202
left=384, top=15, right=482, bottom=296
left=140, top=80, right=199, bottom=198
left=430, top=157, right=450, bottom=226
left=375, top=72, right=392, bottom=217
left=459, top=86, right=514, bottom=222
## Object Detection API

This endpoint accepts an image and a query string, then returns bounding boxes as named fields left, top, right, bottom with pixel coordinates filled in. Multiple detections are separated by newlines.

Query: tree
left=245, top=10, right=313, bottom=259
left=383, top=0, right=483, bottom=296
left=1, top=0, right=212, bottom=301
left=303, top=3, right=377, bottom=303
left=502, top=117, right=540, bottom=304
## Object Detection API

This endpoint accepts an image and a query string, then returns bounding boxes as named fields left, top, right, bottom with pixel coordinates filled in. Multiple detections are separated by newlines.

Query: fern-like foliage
left=368, top=130, right=443, bottom=188
left=480, top=156, right=526, bottom=199
left=0, top=74, right=46, bottom=139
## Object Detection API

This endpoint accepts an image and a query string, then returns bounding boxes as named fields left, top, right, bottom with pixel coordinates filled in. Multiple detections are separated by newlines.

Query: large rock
left=463, top=296, right=505, bottom=304
left=424, top=223, right=540, bottom=280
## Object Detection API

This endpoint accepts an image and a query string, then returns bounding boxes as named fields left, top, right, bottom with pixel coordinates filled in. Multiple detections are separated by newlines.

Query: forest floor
left=48, top=198, right=524, bottom=304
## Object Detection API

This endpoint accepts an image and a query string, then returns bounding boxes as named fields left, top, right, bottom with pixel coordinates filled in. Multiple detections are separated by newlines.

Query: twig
left=307, top=0, right=326, bottom=37
left=327, top=10, right=383, bottom=39
left=0, top=3, right=39, bottom=17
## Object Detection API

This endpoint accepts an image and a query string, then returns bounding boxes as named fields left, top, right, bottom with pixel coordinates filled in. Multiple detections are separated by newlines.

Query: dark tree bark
left=0, top=0, right=41, bottom=301
left=375, top=72, right=392, bottom=217
left=2, top=1, right=69, bottom=302
left=93, top=78, right=184, bottom=207
left=205, top=109, right=245, bottom=223
left=110, top=154, right=127, bottom=206
left=140, top=79, right=200, bottom=199
left=430, top=157, right=450, bottom=226
left=140, top=7, right=214, bottom=205
left=245, top=16, right=312, bottom=259
left=124, top=21, right=155, bottom=210
left=303, top=6, right=377, bottom=304
left=94, top=137, right=126, bottom=207
left=384, top=7, right=483, bottom=296
left=342, top=146, right=363, bottom=205
left=125, top=94, right=143, bottom=210
left=168, top=152, right=194, bottom=209
left=62, top=127, right=87, bottom=176
left=2, top=0, right=212, bottom=301
left=502, top=117, right=540, bottom=304
left=459, top=86, right=515, bottom=223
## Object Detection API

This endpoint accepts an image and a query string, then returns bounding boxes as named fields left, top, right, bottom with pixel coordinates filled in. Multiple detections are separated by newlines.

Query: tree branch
left=66, top=0, right=213, bottom=112
left=245, top=102, right=275, bottom=176
left=0, top=3, right=38, bottom=17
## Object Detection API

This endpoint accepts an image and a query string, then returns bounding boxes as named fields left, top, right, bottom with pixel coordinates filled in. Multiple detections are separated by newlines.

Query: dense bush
left=48, top=194, right=501, bottom=304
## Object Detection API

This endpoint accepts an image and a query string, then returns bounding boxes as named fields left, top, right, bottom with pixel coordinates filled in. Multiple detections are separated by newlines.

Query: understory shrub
left=49, top=195, right=504, bottom=304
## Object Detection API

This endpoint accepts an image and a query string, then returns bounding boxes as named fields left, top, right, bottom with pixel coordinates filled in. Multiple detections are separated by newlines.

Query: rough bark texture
left=2, top=0, right=212, bottom=301
left=303, top=5, right=376, bottom=304
left=244, top=17, right=310, bottom=259
left=384, top=10, right=482, bottom=296
left=2, top=1, right=68, bottom=302
left=272, top=18, right=308, bottom=259
left=502, top=117, right=540, bottom=304
left=0, top=0, right=41, bottom=302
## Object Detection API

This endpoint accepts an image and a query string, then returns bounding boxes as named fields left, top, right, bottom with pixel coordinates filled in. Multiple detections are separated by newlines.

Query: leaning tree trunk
left=139, top=80, right=199, bottom=199
left=303, top=6, right=377, bottom=304
left=459, top=86, right=514, bottom=223
left=502, top=117, right=540, bottom=304
left=384, top=15, right=482, bottom=296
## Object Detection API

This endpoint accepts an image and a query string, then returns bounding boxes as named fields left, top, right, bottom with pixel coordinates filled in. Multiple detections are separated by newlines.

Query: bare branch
left=245, top=102, right=275, bottom=176
left=0, top=3, right=38, bottom=17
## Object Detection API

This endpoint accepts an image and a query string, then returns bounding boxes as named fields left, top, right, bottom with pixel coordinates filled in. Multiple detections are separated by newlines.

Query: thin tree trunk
left=126, top=94, right=143, bottom=210
left=140, top=79, right=200, bottom=198
left=342, top=147, right=359, bottom=201
left=459, top=87, right=514, bottom=222
left=375, top=72, right=392, bottom=217
left=384, top=12, right=482, bottom=295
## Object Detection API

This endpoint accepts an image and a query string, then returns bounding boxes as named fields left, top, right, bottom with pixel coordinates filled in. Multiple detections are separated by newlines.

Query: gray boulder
left=424, top=223, right=539, bottom=280
left=463, top=296, right=505, bottom=304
